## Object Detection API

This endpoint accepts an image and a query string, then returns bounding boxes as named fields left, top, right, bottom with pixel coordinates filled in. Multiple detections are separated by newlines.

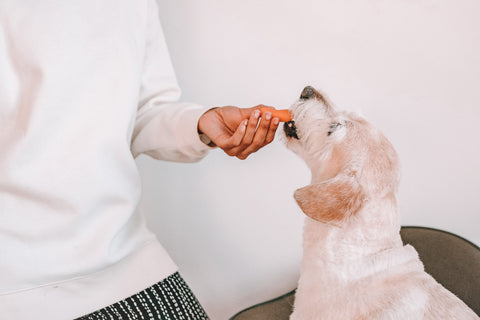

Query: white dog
left=282, top=86, right=479, bottom=320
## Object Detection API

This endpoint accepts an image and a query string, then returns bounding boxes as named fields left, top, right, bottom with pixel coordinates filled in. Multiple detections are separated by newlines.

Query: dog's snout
left=300, top=86, right=316, bottom=100
left=299, top=86, right=331, bottom=110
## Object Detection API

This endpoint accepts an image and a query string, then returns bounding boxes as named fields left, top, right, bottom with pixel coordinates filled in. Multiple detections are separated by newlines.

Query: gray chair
left=230, top=226, right=480, bottom=319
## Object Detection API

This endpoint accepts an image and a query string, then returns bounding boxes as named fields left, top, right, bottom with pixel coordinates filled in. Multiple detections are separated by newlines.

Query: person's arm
left=131, top=0, right=280, bottom=161
left=130, top=0, right=212, bottom=162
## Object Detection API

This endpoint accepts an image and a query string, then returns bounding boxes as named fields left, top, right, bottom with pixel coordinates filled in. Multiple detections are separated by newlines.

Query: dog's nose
left=300, top=86, right=316, bottom=100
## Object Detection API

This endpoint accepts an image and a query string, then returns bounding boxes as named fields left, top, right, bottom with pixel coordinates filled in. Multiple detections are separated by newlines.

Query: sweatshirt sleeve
left=130, top=0, right=213, bottom=162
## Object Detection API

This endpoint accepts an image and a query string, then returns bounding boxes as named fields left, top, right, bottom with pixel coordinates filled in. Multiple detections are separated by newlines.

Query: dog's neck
left=301, top=203, right=404, bottom=265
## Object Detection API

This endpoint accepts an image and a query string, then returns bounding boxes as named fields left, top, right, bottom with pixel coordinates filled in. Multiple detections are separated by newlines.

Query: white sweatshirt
left=0, top=0, right=212, bottom=318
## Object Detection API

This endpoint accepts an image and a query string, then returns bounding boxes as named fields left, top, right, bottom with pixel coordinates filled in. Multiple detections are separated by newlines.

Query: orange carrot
left=260, top=107, right=292, bottom=122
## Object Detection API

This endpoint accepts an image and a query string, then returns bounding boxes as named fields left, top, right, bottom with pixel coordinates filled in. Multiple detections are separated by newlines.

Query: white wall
left=136, top=1, right=480, bottom=318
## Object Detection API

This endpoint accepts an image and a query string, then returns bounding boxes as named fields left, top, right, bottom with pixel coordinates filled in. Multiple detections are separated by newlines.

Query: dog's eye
left=328, top=122, right=343, bottom=136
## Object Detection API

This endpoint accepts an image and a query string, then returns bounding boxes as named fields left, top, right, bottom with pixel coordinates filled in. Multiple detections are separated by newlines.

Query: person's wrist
left=197, top=107, right=217, bottom=133
left=198, top=107, right=218, bottom=147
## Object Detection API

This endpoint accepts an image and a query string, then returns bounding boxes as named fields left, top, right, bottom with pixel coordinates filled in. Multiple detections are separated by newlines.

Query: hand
left=198, top=105, right=280, bottom=160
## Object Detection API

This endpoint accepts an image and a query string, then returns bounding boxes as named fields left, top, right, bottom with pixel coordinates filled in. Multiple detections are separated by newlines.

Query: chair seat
left=230, top=226, right=480, bottom=319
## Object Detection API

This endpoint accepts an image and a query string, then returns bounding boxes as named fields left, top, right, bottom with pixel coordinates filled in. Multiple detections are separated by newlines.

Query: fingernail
left=265, top=112, right=271, bottom=120
left=273, top=118, right=279, bottom=125
left=254, top=110, right=260, bottom=119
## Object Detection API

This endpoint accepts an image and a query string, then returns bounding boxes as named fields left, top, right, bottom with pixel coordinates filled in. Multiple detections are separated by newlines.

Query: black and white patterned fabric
left=76, top=272, right=209, bottom=320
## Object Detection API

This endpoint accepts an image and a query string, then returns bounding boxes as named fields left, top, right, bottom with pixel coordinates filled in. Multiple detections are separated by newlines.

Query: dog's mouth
left=283, top=120, right=299, bottom=139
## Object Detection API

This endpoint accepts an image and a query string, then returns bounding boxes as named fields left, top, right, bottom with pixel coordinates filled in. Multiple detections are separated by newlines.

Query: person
left=0, top=0, right=280, bottom=319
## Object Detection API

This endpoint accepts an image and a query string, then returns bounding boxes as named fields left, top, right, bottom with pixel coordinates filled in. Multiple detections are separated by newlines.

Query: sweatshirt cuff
left=181, top=106, right=217, bottom=155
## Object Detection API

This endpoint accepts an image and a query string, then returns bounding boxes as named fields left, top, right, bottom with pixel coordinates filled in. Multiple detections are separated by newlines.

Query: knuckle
left=216, top=141, right=229, bottom=149
left=248, top=118, right=259, bottom=127
left=250, top=138, right=263, bottom=148
left=265, top=136, right=274, bottom=144
left=240, top=137, right=252, bottom=147
left=225, top=149, right=237, bottom=157
left=260, top=120, right=270, bottom=129
left=229, top=141, right=240, bottom=149
left=225, top=140, right=239, bottom=149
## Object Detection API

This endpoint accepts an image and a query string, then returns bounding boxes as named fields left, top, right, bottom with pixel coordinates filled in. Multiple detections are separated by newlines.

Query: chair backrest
left=400, top=226, right=480, bottom=315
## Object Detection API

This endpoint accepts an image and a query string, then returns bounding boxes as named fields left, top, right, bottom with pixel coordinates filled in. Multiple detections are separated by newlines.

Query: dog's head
left=283, top=86, right=400, bottom=227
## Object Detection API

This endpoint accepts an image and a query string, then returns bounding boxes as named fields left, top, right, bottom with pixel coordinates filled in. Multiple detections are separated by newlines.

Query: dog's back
left=291, top=231, right=478, bottom=319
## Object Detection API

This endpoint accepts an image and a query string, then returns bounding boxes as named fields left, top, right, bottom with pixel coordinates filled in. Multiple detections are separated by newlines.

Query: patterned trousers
left=76, top=272, right=209, bottom=320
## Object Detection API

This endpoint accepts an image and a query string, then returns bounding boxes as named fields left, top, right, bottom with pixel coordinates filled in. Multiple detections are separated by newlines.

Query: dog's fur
left=282, top=87, right=478, bottom=320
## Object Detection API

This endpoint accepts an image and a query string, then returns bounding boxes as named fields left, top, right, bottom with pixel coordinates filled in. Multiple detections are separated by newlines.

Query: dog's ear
left=294, top=175, right=364, bottom=226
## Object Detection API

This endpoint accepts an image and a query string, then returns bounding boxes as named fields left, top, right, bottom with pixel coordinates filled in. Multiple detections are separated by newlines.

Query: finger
left=237, top=111, right=273, bottom=158
left=218, top=119, right=247, bottom=151
left=241, top=109, right=261, bottom=146
left=227, top=109, right=261, bottom=157
left=228, top=119, right=248, bottom=147
left=264, top=117, right=280, bottom=145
